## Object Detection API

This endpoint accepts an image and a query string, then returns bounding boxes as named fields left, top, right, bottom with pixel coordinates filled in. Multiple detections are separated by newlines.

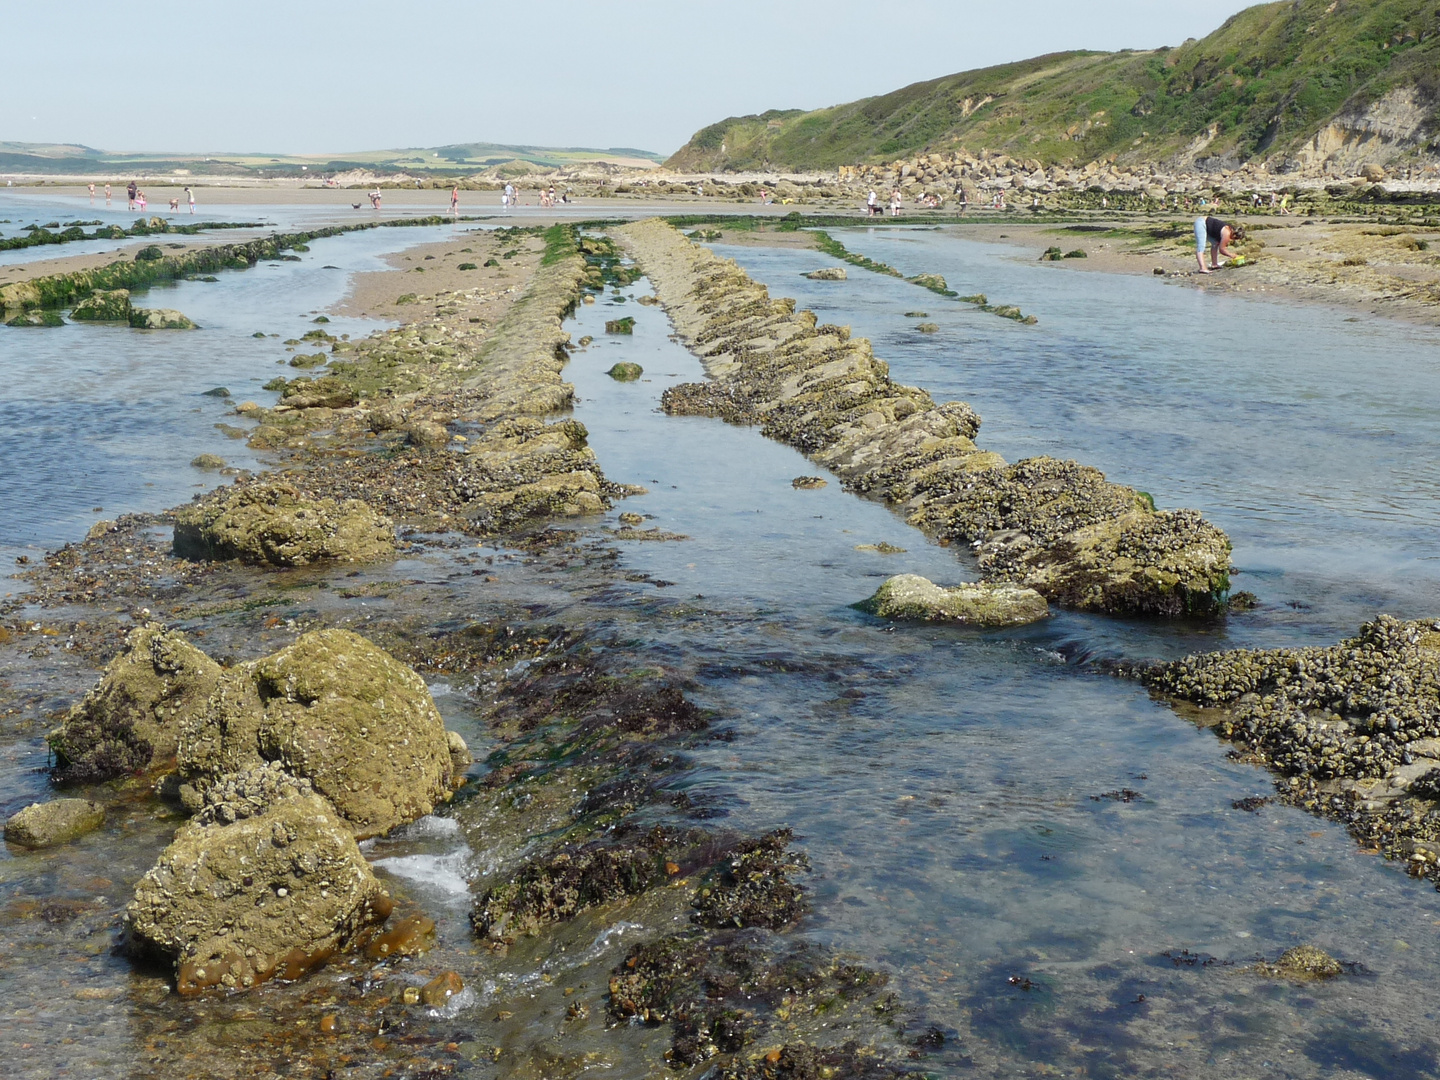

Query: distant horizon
left=0, top=140, right=667, bottom=162
left=8, top=1, right=1257, bottom=157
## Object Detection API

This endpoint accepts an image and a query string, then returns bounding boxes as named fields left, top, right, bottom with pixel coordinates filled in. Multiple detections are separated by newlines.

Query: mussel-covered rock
left=50, top=623, right=221, bottom=782
left=125, top=763, right=392, bottom=994
left=172, top=482, right=395, bottom=567
left=858, top=574, right=1049, bottom=628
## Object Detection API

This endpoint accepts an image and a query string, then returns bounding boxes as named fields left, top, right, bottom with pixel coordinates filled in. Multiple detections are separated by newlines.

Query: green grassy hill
left=0, top=142, right=664, bottom=178
left=667, top=0, right=1440, bottom=171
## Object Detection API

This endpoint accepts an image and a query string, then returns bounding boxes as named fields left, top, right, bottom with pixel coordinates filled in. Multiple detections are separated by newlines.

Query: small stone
left=4, top=799, right=105, bottom=848
left=618, top=512, right=645, bottom=525
left=190, top=454, right=226, bottom=470
left=915, top=323, right=939, bottom=333
left=201, top=387, right=231, bottom=398
left=402, top=987, right=421, bottom=1005
left=420, top=971, right=464, bottom=1007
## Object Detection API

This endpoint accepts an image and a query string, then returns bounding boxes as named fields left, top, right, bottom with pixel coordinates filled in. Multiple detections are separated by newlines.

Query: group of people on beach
left=85, top=181, right=193, bottom=212
left=866, top=188, right=907, bottom=216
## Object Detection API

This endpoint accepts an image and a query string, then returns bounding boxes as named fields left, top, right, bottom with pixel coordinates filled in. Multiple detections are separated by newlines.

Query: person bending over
left=1195, top=215, right=1243, bottom=274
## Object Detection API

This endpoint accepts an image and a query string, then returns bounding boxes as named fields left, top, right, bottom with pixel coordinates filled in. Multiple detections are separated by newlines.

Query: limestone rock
left=172, top=483, right=395, bottom=567
left=858, top=574, right=1049, bottom=627
left=125, top=763, right=392, bottom=994
left=804, top=267, right=847, bottom=281
left=50, top=624, right=221, bottom=783
left=129, top=308, right=197, bottom=330
left=179, top=629, right=453, bottom=838
left=189, top=454, right=226, bottom=470
left=1360, top=163, right=1386, bottom=182
left=5, top=798, right=105, bottom=848
left=278, top=376, right=356, bottom=410
left=70, top=289, right=133, bottom=321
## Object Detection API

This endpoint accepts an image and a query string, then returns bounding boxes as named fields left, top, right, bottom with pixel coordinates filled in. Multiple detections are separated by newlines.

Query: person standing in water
left=1194, top=215, right=1243, bottom=273
left=104, top=183, right=111, bottom=204
left=450, top=185, right=460, bottom=216
left=126, top=180, right=137, bottom=210
left=186, top=186, right=195, bottom=213
left=88, top=183, right=95, bottom=202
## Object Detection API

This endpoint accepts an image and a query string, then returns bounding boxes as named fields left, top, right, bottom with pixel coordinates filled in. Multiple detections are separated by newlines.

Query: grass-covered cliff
left=667, top=0, right=1440, bottom=172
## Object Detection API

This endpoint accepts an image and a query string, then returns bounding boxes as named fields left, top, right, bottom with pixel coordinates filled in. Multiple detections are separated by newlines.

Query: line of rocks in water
left=617, top=218, right=1233, bottom=617
left=0, top=215, right=263, bottom=253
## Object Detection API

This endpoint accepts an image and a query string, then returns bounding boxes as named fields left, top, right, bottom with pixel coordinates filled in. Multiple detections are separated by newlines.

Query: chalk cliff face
left=668, top=0, right=1440, bottom=175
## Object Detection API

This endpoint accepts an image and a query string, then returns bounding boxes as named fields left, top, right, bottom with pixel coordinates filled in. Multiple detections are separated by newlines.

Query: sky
left=5, top=0, right=1260, bottom=157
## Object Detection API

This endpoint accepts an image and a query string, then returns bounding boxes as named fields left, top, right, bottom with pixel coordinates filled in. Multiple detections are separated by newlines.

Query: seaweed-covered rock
left=692, top=829, right=808, bottom=930
left=125, top=763, right=392, bottom=994
left=803, top=267, right=847, bottom=281
left=129, top=308, right=197, bottom=329
left=4, top=798, right=105, bottom=848
left=607, top=362, right=643, bottom=381
left=605, top=316, right=635, bottom=334
left=172, top=482, right=395, bottom=567
left=70, top=289, right=132, bottom=321
left=473, top=826, right=720, bottom=942
left=1258, top=945, right=1344, bottom=981
left=279, top=376, right=356, bottom=409
left=5, top=309, right=64, bottom=327
left=178, top=630, right=453, bottom=838
left=858, top=574, right=1048, bottom=628
left=50, top=623, right=221, bottom=783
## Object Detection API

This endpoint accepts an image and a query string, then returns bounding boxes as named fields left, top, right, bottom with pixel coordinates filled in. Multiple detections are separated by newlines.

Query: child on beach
left=169, top=197, right=180, bottom=211
left=137, top=191, right=147, bottom=211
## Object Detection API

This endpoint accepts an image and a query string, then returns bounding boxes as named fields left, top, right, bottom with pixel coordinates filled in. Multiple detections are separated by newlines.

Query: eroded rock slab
left=4, top=799, right=105, bottom=848
left=859, top=573, right=1049, bottom=627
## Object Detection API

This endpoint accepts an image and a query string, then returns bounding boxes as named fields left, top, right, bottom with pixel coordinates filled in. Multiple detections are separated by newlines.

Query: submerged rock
left=804, top=266, right=847, bottom=281
left=5, top=798, right=105, bottom=848
left=125, top=763, right=392, bottom=994
left=607, top=362, right=643, bottom=381
left=5, top=309, right=64, bottom=327
left=172, top=482, right=395, bottom=567
left=178, top=629, right=454, bottom=838
left=70, top=289, right=132, bottom=321
left=605, top=316, right=635, bottom=334
left=50, top=623, right=221, bottom=783
left=1258, top=945, right=1345, bottom=981
left=189, top=453, right=226, bottom=470
left=791, top=476, right=827, bottom=489
left=858, top=573, right=1049, bottom=627
left=129, top=308, right=197, bottom=330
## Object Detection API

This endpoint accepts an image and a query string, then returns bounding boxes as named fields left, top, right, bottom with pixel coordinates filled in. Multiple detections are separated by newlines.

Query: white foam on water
left=427, top=983, right=480, bottom=1019
left=426, top=681, right=453, bottom=697
left=371, top=851, right=472, bottom=898
left=395, top=814, right=462, bottom=840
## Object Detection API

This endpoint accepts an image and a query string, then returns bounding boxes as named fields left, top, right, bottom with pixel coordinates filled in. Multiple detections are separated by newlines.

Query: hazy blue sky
left=7, top=0, right=1257, bottom=156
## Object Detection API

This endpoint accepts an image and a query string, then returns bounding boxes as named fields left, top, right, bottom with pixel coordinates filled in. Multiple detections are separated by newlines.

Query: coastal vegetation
left=667, top=0, right=1440, bottom=172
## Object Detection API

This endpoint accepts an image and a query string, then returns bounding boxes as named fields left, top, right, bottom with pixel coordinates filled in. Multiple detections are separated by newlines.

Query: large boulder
left=858, top=573, right=1049, bottom=627
left=125, top=763, right=392, bottom=994
left=172, top=483, right=395, bottom=567
left=50, top=624, right=221, bottom=783
left=71, top=289, right=133, bottom=321
left=5, top=798, right=105, bottom=848
left=804, top=267, right=847, bottom=281
left=179, top=629, right=454, bottom=838
left=129, top=308, right=197, bottom=329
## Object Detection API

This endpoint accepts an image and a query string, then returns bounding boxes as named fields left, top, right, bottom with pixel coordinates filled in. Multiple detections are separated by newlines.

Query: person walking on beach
left=88, top=183, right=95, bottom=202
left=890, top=188, right=901, bottom=217
left=104, top=183, right=111, bottom=204
left=1194, top=215, right=1243, bottom=274
left=450, top=185, right=460, bottom=216
left=186, top=186, right=195, bottom=213
left=867, top=189, right=878, bottom=216
left=127, top=180, right=137, bottom=210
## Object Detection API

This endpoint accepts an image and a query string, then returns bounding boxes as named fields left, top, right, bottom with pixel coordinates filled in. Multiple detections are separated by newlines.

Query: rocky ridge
left=618, top=219, right=1232, bottom=616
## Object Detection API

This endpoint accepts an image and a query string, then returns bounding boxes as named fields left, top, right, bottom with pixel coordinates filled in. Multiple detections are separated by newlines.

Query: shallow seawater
left=0, top=222, right=479, bottom=558
left=558, top=254, right=1440, bottom=1077
left=5, top=225, right=1440, bottom=1078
